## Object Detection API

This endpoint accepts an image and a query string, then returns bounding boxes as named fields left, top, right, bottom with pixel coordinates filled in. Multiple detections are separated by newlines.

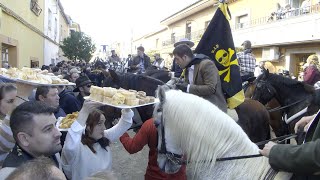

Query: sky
left=61, top=0, right=198, bottom=46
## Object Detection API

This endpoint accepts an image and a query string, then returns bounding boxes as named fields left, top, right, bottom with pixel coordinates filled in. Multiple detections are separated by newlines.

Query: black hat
left=73, top=75, right=92, bottom=92
left=174, top=38, right=194, bottom=48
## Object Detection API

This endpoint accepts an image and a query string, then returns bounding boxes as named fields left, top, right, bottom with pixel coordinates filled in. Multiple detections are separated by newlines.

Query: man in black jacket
left=58, top=86, right=81, bottom=114
left=3, top=101, right=61, bottom=168
left=130, top=46, right=151, bottom=74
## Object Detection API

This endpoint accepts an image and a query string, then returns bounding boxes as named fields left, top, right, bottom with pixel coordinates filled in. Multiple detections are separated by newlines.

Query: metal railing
left=232, top=4, right=320, bottom=30
left=162, top=29, right=205, bottom=47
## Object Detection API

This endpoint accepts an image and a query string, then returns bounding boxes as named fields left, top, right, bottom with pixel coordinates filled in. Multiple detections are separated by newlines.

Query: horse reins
left=267, top=98, right=307, bottom=113
left=180, top=132, right=301, bottom=164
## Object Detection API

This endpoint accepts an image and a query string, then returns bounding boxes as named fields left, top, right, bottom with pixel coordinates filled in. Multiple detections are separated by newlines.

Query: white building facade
left=44, top=0, right=60, bottom=65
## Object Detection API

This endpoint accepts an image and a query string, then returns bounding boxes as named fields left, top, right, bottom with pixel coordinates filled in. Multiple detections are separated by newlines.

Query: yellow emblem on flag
left=211, top=44, right=239, bottom=83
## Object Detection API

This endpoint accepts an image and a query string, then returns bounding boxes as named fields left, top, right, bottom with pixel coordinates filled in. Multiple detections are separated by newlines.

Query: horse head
left=153, top=86, right=261, bottom=178
left=154, top=86, right=184, bottom=174
left=253, top=70, right=277, bottom=105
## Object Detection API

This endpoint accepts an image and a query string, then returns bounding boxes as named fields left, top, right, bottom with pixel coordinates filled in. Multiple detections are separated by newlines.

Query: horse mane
left=267, top=73, right=314, bottom=93
left=157, top=90, right=270, bottom=178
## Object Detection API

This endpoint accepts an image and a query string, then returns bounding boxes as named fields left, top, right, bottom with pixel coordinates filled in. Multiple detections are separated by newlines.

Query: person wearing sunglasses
left=73, top=76, right=93, bottom=109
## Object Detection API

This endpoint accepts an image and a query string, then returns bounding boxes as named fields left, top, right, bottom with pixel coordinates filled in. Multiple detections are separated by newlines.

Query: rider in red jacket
left=120, top=118, right=187, bottom=180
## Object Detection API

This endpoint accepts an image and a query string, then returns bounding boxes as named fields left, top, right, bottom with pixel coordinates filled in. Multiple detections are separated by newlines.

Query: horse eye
left=157, top=108, right=162, bottom=112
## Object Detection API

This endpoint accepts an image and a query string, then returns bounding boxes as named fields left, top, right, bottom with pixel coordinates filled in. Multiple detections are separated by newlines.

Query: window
left=54, top=18, right=58, bottom=40
left=204, top=21, right=210, bottom=29
left=2, top=47, right=9, bottom=66
left=156, top=38, right=159, bottom=48
left=286, top=0, right=303, bottom=8
left=60, top=25, right=63, bottom=42
left=171, top=33, right=176, bottom=44
left=185, top=22, right=192, bottom=40
left=236, top=14, right=248, bottom=29
left=48, top=9, right=52, bottom=31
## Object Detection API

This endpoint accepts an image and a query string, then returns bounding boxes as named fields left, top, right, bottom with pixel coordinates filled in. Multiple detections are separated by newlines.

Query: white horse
left=153, top=86, right=292, bottom=180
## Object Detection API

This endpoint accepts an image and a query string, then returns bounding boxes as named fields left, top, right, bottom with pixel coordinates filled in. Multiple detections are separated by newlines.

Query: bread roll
left=139, top=99, right=148, bottom=105
left=60, top=79, right=69, bottom=84
left=121, top=91, right=136, bottom=100
left=96, top=87, right=104, bottom=95
left=112, top=93, right=125, bottom=105
left=148, top=96, right=155, bottom=103
left=103, top=96, right=112, bottom=104
left=137, top=91, right=146, bottom=97
left=129, top=89, right=137, bottom=94
left=51, top=77, right=62, bottom=84
left=90, top=86, right=99, bottom=95
left=103, top=87, right=117, bottom=97
left=125, top=98, right=139, bottom=106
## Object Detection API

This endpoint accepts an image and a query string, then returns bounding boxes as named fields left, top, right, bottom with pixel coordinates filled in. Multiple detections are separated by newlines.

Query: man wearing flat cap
left=73, top=76, right=92, bottom=108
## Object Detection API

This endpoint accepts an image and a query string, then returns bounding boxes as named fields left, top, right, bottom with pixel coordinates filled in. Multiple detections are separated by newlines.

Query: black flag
left=194, top=2, right=244, bottom=109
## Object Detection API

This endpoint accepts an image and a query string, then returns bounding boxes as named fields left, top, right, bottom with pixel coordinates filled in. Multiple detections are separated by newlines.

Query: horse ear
left=156, top=85, right=167, bottom=104
left=109, top=69, right=119, bottom=83
left=266, top=69, right=269, bottom=76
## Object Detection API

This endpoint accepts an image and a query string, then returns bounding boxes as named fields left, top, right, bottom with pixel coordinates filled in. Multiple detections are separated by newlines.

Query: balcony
left=232, top=4, right=320, bottom=47
left=162, top=29, right=205, bottom=47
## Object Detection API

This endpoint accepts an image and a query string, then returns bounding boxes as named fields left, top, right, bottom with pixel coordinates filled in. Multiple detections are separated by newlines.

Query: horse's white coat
left=155, top=89, right=292, bottom=180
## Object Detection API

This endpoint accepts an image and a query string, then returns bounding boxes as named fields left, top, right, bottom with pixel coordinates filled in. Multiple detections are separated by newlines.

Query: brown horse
left=245, top=82, right=288, bottom=137
left=252, top=70, right=320, bottom=141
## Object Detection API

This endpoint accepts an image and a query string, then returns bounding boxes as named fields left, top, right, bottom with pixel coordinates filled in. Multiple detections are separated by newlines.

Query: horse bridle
left=255, top=80, right=308, bottom=113
left=156, top=107, right=184, bottom=166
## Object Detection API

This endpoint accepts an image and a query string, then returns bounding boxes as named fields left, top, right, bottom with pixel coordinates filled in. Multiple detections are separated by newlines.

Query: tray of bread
left=56, top=112, right=79, bottom=131
left=85, top=86, right=159, bottom=108
left=0, top=67, right=75, bottom=86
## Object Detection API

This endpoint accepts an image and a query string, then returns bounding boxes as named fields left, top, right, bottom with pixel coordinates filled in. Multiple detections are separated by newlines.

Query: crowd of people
left=0, top=37, right=319, bottom=179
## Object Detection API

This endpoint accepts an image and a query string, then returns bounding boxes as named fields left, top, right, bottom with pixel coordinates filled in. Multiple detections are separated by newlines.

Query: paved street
left=111, top=130, right=148, bottom=180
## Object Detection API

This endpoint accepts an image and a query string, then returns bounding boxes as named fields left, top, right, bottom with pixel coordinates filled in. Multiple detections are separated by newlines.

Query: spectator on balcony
left=301, top=0, right=311, bottom=14
left=130, top=46, right=151, bottom=74
left=171, top=38, right=194, bottom=78
left=237, top=40, right=256, bottom=82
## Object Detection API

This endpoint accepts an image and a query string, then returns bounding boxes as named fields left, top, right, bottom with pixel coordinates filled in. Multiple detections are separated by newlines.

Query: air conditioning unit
left=262, top=47, right=280, bottom=61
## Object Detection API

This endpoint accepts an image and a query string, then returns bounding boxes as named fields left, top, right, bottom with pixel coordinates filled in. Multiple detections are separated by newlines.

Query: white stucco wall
left=43, top=0, right=60, bottom=65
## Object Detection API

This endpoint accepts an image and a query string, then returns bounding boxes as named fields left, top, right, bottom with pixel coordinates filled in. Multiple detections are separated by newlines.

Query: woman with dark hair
left=0, top=83, right=17, bottom=165
left=61, top=101, right=133, bottom=180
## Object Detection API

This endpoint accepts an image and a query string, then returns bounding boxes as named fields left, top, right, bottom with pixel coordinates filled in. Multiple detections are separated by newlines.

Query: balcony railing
left=162, top=29, right=205, bottom=47
left=233, top=4, right=320, bottom=30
